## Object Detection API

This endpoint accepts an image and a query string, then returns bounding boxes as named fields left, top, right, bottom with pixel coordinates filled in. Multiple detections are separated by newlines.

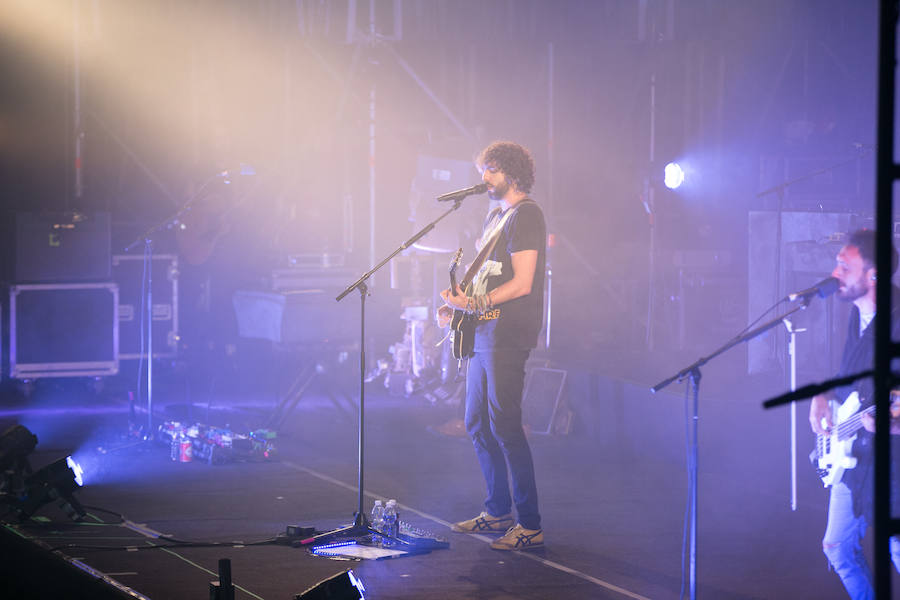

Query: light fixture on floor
left=0, top=424, right=38, bottom=473
left=17, top=456, right=86, bottom=521
left=294, top=569, right=366, bottom=600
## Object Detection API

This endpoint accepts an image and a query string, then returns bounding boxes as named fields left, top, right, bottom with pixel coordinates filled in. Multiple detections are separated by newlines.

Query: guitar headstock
left=449, top=247, right=463, bottom=291
left=449, top=248, right=463, bottom=276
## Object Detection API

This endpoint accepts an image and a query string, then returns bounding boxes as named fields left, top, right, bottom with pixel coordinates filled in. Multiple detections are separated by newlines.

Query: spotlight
left=294, top=569, right=366, bottom=600
left=66, top=456, right=84, bottom=488
left=663, top=162, right=685, bottom=190
left=0, top=424, right=38, bottom=473
left=17, top=456, right=86, bottom=521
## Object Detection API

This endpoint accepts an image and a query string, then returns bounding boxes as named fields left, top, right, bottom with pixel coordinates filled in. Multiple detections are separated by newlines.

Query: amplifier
left=232, top=289, right=356, bottom=345
left=9, top=212, right=111, bottom=283
left=9, top=283, right=119, bottom=378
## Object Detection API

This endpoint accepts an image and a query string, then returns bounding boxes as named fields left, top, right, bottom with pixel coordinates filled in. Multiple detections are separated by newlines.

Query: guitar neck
left=835, top=405, right=876, bottom=441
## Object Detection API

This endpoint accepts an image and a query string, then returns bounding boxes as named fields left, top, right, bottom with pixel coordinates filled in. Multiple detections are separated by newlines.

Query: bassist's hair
left=848, top=228, right=898, bottom=275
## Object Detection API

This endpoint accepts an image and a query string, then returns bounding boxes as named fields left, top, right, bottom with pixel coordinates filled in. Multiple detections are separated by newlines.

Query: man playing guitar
left=437, top=141, right=546, bottom=551
left=808, top=228, right=900, bottom=598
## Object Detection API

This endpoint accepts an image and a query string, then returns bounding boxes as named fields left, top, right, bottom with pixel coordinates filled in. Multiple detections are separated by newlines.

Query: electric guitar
left=445, top=203, right=524, bottom=359
left=447, top=248, right=476, bottom=360
left=811, top=391, right=900, bottom=487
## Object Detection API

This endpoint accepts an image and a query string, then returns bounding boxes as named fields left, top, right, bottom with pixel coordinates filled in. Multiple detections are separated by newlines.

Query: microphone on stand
left=436, top=183, right=488, bottom=202
left=786, top=276, right=839, bottom=301
left=219, top=163, right=257, bottom=183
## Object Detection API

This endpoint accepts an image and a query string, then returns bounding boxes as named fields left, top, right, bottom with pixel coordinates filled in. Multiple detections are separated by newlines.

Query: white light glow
left=66, top=456, right=84, bottom=487
left=664, top=162, right=685, bottom=189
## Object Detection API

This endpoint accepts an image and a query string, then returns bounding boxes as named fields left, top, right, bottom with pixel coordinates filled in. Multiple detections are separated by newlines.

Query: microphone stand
left=123, top=172, right=222, bottom=439
left=297, top=198, right=470, bottom=547
left=651, top=295, right=818, bottom=600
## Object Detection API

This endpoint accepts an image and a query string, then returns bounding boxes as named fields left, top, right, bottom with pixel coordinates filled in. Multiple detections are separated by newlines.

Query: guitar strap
left=435, top=200, right=531, bottom=350
left=461, top=199, right=531, bottom=290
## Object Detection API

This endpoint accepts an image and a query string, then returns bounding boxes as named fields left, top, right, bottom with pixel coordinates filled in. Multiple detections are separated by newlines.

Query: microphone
left=218, top=163, right=256, bottom=183
left=787, top=277, right=839, bottom=301
left=436, top=183, right=488, bottom=202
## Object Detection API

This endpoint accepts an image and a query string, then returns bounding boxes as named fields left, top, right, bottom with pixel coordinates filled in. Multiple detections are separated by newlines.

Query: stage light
left=0, top=424, right=38, bottom=473
left=17, top=456, right=87, bottom=521
left=294, top=569, right=366, bottom=600
left=66, top=456, right=84, bottom=488
left=664, top=162, right=685, bottom=189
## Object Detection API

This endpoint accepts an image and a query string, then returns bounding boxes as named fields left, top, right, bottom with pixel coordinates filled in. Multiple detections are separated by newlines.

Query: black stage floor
left=0, top=358, right=896, bottom=600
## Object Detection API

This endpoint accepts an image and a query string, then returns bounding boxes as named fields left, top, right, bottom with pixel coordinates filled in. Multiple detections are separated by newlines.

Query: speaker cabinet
left=9, top=283, right=119, bottom=378
left=9, top=212, right=111, bottom=283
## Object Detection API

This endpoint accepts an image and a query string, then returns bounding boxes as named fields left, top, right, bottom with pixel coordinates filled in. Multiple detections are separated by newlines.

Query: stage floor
left=0, top=365, right=889, bottom=599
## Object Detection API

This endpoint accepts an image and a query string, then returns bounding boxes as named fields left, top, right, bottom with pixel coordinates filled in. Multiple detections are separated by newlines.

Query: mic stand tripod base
left=297, top=513, right=414, bottom=549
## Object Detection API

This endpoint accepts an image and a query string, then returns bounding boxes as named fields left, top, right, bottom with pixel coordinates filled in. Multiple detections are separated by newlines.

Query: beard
left=487, top=179, right=510, bottom=200
left=836, top=279, right=869, bottom=302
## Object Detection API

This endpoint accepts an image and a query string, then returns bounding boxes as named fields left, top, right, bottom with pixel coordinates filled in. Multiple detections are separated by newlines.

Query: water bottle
left=370, top=500, right=384, bottom=546
left=383, top=499, right=398, bottom=545
left=391, top=501, right=401, bottom=540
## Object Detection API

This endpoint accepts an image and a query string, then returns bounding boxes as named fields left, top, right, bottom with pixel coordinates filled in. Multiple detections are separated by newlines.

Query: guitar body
left=441, top=206, right=519, bottom=360
left=450, top=309, right=476, bottom=359
left=813, top=392, right=864, bottom=487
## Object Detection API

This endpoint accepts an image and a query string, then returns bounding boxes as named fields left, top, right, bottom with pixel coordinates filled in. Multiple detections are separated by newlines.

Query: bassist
left=808, top=229, right=900, bottom=598
left=437, top=141, right=547, bottom=551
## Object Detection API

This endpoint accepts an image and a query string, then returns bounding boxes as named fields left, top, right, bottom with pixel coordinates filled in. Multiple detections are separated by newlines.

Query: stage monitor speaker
left=522, top=367, right=569, bottom=435
left=294, top=569, right=365, bottom=600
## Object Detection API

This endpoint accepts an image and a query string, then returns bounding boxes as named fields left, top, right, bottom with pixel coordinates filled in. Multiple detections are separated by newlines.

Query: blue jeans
left=823, top=482, right=900, bottom=599
left=465, top=349, right=541, bottom=530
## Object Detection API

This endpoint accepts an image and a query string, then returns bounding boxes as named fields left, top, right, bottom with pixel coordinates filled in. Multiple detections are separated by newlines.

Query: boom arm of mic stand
left=123, top=171, right=222, bottom=252
left=335, top=199, right=465, bottom=302
left=652, top=299, right=811, bottom=393
left=756, top=149, right=872, bottom=200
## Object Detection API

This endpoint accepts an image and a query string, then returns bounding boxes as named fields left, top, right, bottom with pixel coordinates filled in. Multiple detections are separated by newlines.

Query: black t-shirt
left=472, top=199, right=546, bottom=351
left=837, top=290, right=900, bottom=519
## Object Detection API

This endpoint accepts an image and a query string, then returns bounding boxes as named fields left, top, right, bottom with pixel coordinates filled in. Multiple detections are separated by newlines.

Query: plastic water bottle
left=370, top=500, right=384, bottom=546
left=383, top=499, right=398, bottom=545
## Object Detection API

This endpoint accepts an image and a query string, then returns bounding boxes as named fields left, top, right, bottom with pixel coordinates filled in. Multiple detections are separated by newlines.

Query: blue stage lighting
left=664, top=162, right=685, bottom=189
left=66, top=456, right=84, bottom=487
left=18, top=456, right=87, bottom=521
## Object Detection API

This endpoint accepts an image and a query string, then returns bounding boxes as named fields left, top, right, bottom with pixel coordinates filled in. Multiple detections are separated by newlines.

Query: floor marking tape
left=120, top=521, right=265, bottom=599
left=282, top=461, right=652, bottom=600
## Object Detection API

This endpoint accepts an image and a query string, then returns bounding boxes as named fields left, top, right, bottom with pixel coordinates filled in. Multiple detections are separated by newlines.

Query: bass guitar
left=811, top=391, right=900, bottom=487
